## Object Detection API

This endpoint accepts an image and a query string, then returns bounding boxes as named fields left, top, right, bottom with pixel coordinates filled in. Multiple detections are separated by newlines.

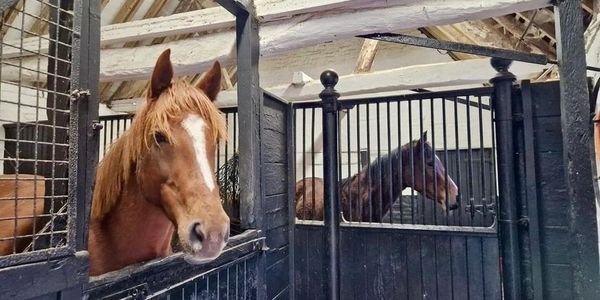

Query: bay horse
left=88, top=49, right=230, bottom=276
left=295, top=132, right=459, bottom=222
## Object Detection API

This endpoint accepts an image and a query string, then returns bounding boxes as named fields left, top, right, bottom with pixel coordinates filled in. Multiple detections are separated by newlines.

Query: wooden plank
left=264, top=163, right=287, bottom=196
left=420, top=235, right=438, bottom=299
left=365, top=231, right=382, bottom=299
left=266, top=224, right=290, bottom=248
left=450, top=236, right=469, bottom=300
left=406, top=235, right=423, bottom=300
left=482, top=237, right=502, bottom=299
left=354, top=39, right=379, bottom=73
left=540, top=226, right=570, bottom=265
left=435, top=235, right=453, bottom=300
left=466, top=237, right=484, bottom=300
left=543, top=264, right=574, bottom=299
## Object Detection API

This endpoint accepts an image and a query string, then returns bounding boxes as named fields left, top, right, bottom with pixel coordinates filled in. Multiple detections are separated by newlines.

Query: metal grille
left=146, top=253, right=257, bottom=300
left=293, top=87, right=498, bottom=227
left=1, top=0, right=75, bottom=259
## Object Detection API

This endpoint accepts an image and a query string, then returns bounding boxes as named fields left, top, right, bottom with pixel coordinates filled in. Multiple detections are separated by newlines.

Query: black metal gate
left=293, top=74, right=502, bottom=300
left=293, top=60, right=600, bottom=299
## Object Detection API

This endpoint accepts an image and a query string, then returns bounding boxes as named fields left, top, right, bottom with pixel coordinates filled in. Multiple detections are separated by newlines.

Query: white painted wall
left=0, top=82, right=48, bottom=174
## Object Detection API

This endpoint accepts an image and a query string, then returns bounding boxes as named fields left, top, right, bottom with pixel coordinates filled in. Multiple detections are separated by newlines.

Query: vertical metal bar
left=430, top=97, right=437, bottom=224
left=347, top=108, right=352, bottom=221
left=419, top=97, right=425, bottom=224
left=478, top=95, right=487, bottom=225
left=356, top=106, right=362, bottom=222
left=376, top=102, right=382, bottom=222
left=466, top=95, right=474, bottom=225
left=366, top=103, right=372, bottom=222
left=302, top=108, right=307, bottom=220
left=408, top=100, right=415, bottom=224
left=319, top=70, right=341, bottom=300
left=442, top=96, right=449, bottom=224
left=311, top=108, right=316, bottom=216
left=490, top=58, right=521, bottom=299
left=453, top=96, right=462, bottom=226
left=386, top=101, right=393, bottom=224
left=554, top=2, right=600, bottom=299
left=397, top=101, right=403, bottom=224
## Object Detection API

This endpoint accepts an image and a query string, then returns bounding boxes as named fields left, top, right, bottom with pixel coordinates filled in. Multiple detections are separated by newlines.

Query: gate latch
left=70, top=89, right=91, bottom=102
left=465, top=199, right=497, bottom=216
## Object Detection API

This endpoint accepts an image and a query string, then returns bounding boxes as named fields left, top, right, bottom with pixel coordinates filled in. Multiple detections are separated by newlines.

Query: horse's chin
left=183, top=252, right=221, bottom=265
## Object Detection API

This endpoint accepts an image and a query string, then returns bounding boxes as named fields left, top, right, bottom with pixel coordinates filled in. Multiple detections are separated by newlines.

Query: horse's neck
left=88, top=183, right=174, bottom=276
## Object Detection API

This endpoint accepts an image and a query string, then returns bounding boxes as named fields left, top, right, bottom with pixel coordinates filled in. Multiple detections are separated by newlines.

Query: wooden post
left=554, top=1, right=600, bottom=299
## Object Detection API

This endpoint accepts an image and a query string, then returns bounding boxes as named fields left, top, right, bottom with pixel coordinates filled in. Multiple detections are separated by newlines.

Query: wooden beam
left=107, top=58, right=547, bottom=113
left=492, top=15, right=556, bottom=57
left=354, top=39, right=379, bottom=73
left=4, top=0, right=553, bottom=82
left=515, top=10, right=556, bottom=43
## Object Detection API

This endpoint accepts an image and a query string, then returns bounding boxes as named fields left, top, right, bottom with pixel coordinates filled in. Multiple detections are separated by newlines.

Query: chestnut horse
left=0, top=174, right=45, bottom=255
left=295, top=132, right=459, bottom=222
left=88, top=49, right=230, bottom=276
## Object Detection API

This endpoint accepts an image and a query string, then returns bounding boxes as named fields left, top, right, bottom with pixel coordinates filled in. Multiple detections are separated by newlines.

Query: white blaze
left=182, top=114, right=215, bottom=191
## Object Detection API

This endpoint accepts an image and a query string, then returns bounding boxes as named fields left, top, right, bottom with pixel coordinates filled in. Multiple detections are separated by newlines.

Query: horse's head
left=411, top=131, right=459, bottom=211
left=136, top=49, right=230, bottom=263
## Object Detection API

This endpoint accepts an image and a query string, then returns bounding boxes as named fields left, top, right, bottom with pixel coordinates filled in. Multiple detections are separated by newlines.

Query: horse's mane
left=91, top=80, right=227, bottom=220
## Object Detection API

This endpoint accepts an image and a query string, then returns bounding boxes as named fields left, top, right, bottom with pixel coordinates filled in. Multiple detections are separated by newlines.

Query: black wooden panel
left=540, top=226, right=570, bottom=265
left=261, top=93, right=291, bottom=300
left=406, top=235, right=423, bottom=300
left=420, top=235, right=438, bottom=299
left=466, top=237, right=484, bottom=300
left=531, top=117, right=563, bottom=152
left=450, top=236, right=469, bottom=300
left=543, top=264, right=573, bottom=299
left=530, top=81, right=561, bottom=117
left=482, top=237, right=501, bottom=299
left=434, top=236, right=452, bottom=300
left=263, top=129, right=287, bottom=163
left=266, top=207, right=288, bottom=230
left=264, top=163, right=287, bottom=196
left=295, top=226, right=500, bottom=300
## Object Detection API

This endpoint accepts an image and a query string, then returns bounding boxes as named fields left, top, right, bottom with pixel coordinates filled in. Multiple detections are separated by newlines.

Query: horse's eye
left=427, top=160, right=435, bottom=167
left=154, top=132, right=168, bottom=144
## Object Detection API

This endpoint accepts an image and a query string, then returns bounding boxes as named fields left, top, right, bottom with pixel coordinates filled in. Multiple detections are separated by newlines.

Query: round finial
left=320, top=69, right=339, bottom=89
left=490, top=57, right=513, bottom=73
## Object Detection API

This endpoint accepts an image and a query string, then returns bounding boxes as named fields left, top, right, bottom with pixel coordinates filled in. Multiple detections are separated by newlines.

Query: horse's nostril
left=192, top=223, right=204, bottom=243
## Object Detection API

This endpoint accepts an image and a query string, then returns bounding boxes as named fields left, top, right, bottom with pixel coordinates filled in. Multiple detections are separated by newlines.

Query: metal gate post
left=490, top=58, right=521, bottom=300
left=320, top=70, right=341, bottom=300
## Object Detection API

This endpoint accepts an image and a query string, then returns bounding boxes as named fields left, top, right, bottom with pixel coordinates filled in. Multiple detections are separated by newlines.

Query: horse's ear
left=197, top=61, right=222, bottom=102
left=421, top=131, right=428, bottom=142
left=150, top=49, right=174, bottom=99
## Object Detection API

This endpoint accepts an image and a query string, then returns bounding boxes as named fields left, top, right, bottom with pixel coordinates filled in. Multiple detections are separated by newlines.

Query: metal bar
left=554, top=2, right=600, bottom=299
left=359, top=33, right=548, bottom=65
left=215, top=0, right=252, bottom=16
left=490, top=58, right=521, bottom=300
left=319, top=70, right=341, bottom=300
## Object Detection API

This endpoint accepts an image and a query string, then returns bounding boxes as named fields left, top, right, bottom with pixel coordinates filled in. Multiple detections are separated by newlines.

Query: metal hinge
left=70, top=89, right=91, bottom=102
